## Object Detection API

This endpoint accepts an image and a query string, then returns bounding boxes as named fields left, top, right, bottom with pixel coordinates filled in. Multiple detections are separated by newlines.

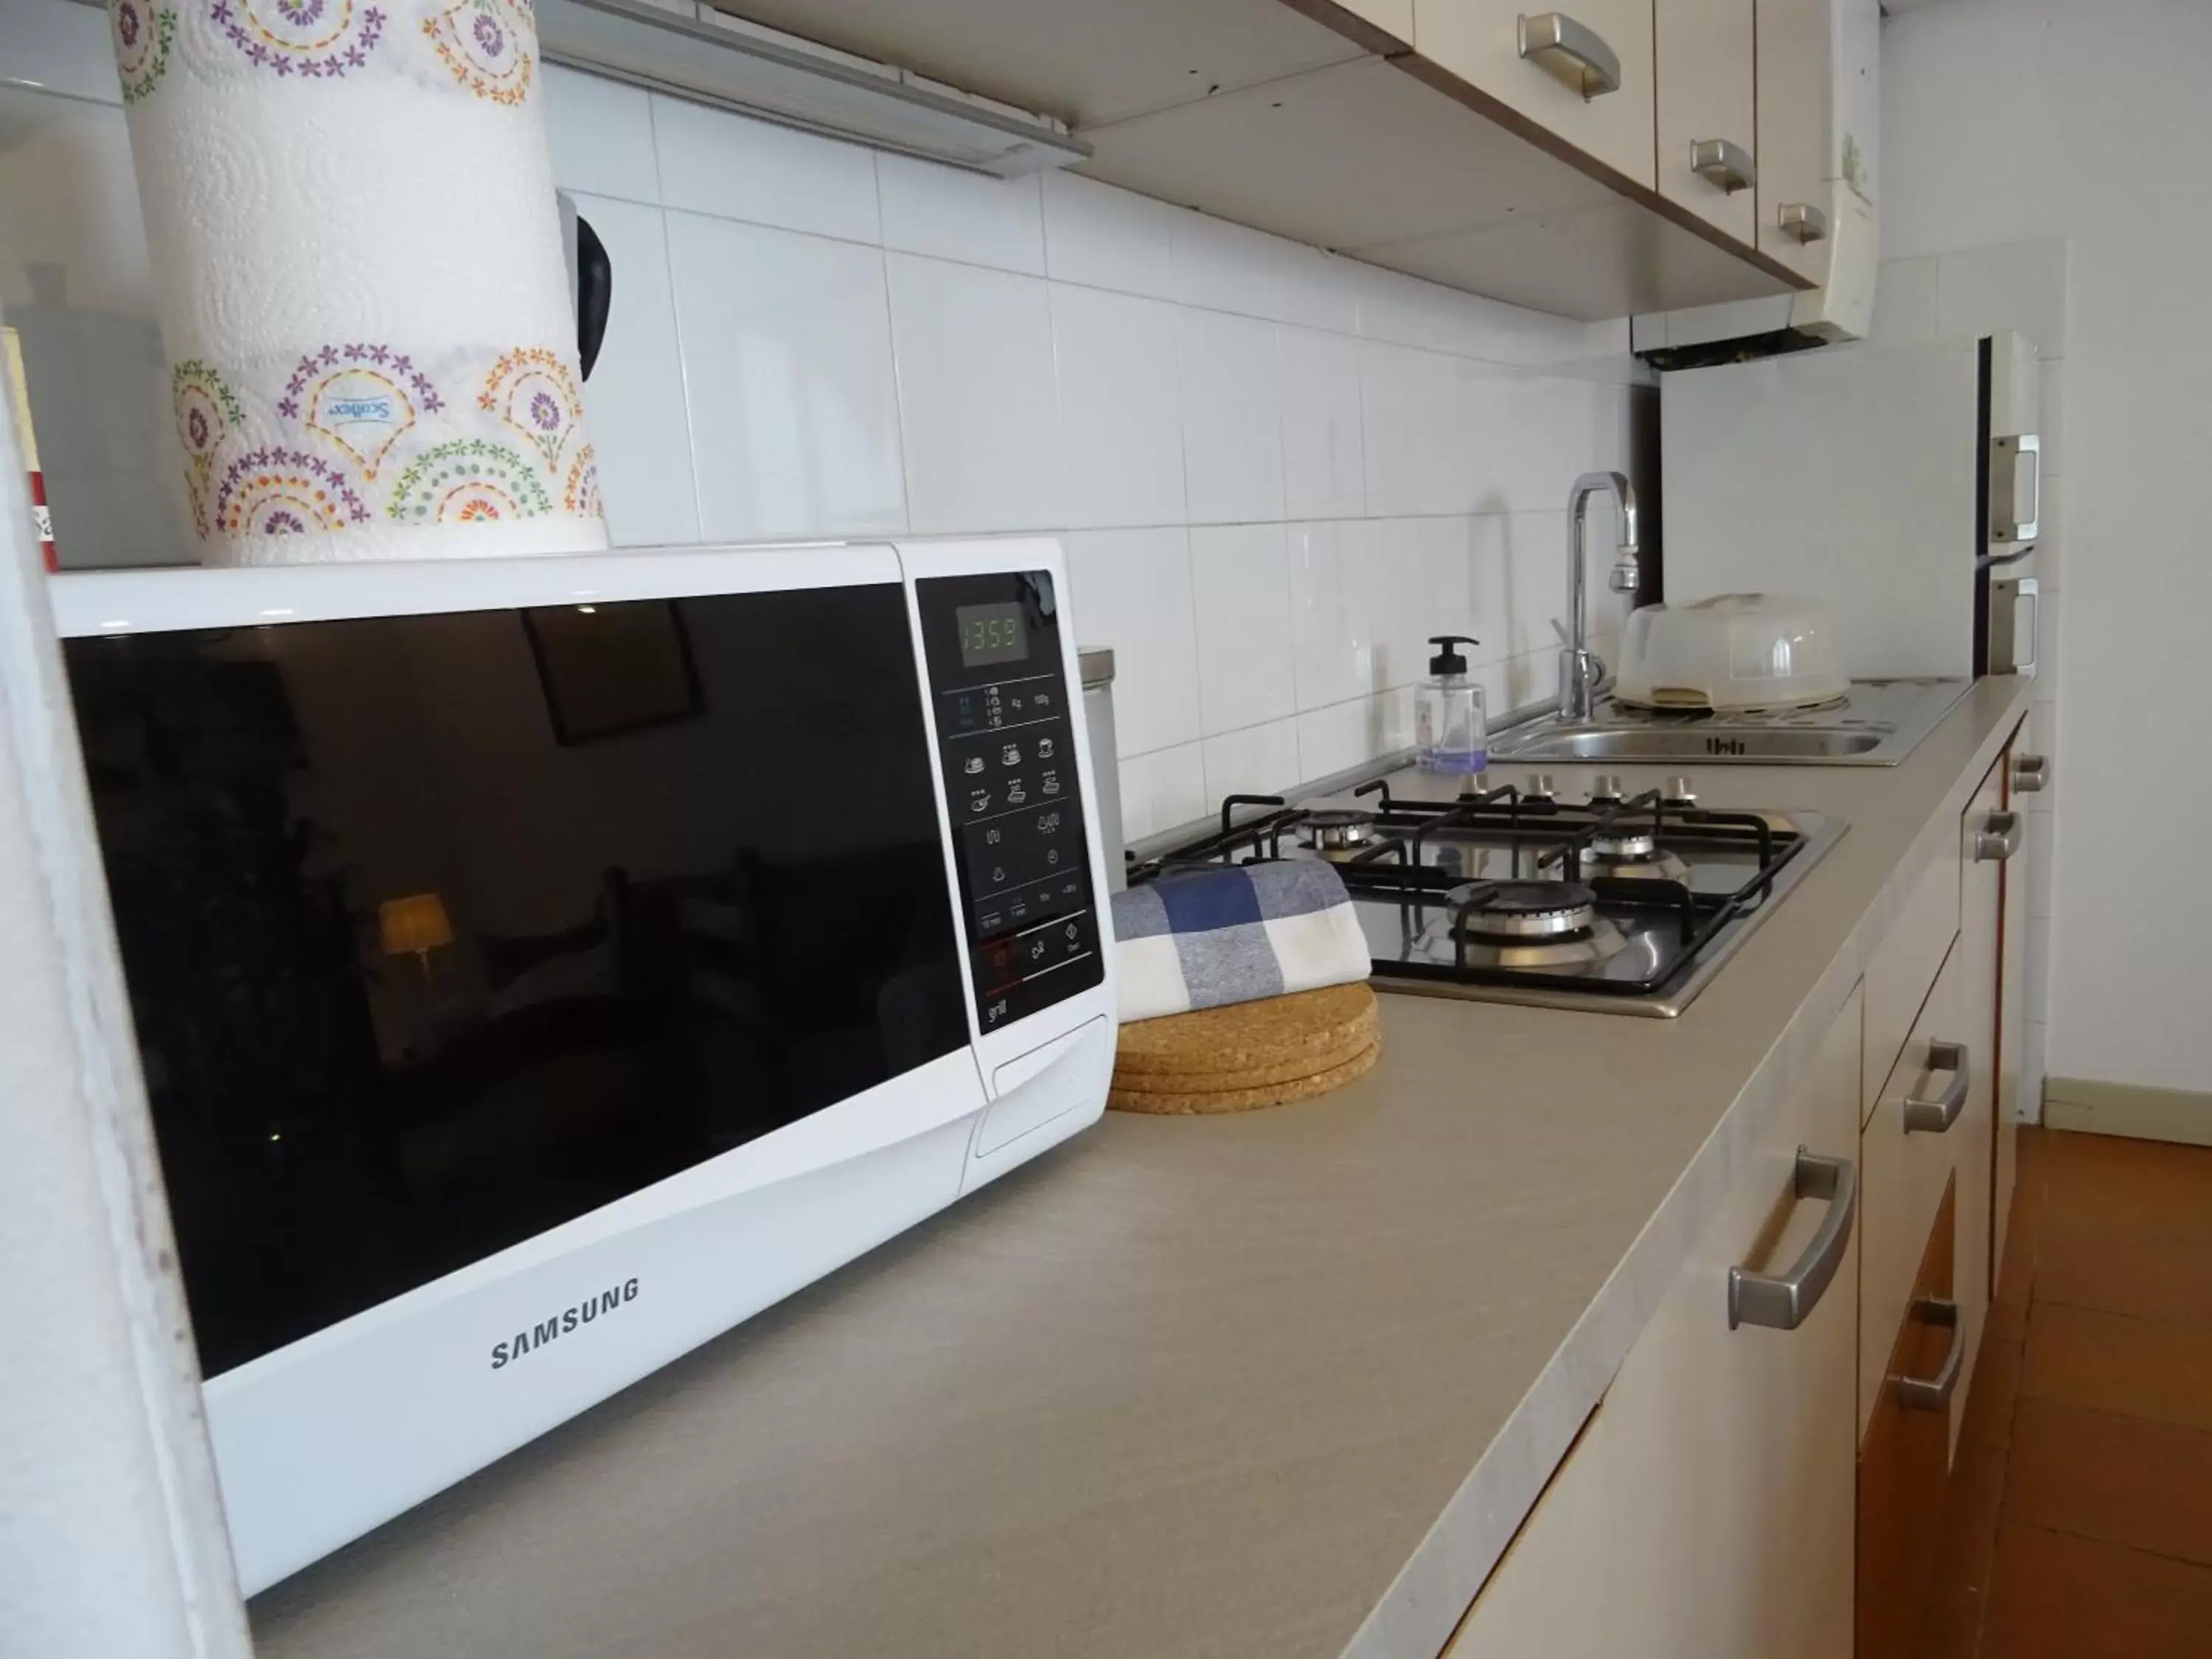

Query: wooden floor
left=1914, top=1127, right=2212, bottom=1658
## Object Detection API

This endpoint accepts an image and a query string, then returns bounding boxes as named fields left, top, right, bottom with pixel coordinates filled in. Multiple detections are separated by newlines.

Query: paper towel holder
left=557, top=191, right=613, bottom=382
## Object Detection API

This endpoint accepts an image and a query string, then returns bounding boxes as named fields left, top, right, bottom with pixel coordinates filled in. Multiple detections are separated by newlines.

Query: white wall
left=0, top=0, right=1646, bottom=849
left=1882, top=0, right=2208, bottom=1097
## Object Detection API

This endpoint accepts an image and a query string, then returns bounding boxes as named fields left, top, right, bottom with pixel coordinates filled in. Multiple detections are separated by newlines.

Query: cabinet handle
left=1728, top=1148, right=1857, bottom=1332
left=1517, top=12, right=1622, bottom=100
left=1778, top=201, right=1829, bottom=244
left=2013, top=752, right=2050, bottom=793
left=1898, top=1297, right=1964, bottom=1411
left=1972, top=812, right=2021, bottom=863
left=1690, top=138, right=1756, bottom=194
left=1903, top=1040, right=1971, bottom=1133
left=1992, top=433, right=2042, bottom=540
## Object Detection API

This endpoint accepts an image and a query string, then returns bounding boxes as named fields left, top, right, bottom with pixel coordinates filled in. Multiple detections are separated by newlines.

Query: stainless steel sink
left=1488, top=679, right=1972, bottom=768
left=1496, top=725, right=1889, bottom=762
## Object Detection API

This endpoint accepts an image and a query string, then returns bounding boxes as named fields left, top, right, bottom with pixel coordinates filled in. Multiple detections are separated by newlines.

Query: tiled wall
left=0, top=2, right=1648, bottom=848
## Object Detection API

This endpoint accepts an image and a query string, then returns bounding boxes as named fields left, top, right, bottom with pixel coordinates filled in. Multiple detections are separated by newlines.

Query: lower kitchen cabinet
left=1447, top=987, right=1862, bottom=1658
left=1856, top=1178, right=1960, bottom=1659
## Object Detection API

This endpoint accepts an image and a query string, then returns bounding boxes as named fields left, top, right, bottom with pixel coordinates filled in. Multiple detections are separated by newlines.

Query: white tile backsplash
left=563, top=193, right=698, bottom=546
left=1279, top=325, right=1366, bottom=521
left=1062, top=528, right=1202, bottom=757
left=886, top=253, right=1059, bottom=535
left=651, top=94, right=881, bottom=246
left=1287, top=518, right=1382, bottom=712
left=876, top=154, right=1046, bottom=275
left=543, top=66, right=660, bottom=205
left=1178, top=308, right=1286, bottom=524
left=1050, top=284, right=1186, bottom=530
left=2, top=30, right=1656, bottom=852
left=666, top=212, right=905, bottom=540
left=1118, top=744, right=1208, bottom=841
left=1202, top=717, right=1305, bottom=803
left=1191, top=523, right=1298, bottom=734
left=1040, top=170, right=1179, bottom=301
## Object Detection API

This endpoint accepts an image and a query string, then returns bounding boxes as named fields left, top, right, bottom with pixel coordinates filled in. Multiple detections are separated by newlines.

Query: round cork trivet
left=1111, top=982, right=1378, bottom=1081
left=1107, top=1039, right=1380, bottom=1115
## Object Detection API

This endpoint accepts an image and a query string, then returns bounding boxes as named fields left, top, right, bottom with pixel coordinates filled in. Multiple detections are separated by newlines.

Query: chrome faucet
left=1557, top=470, right=1641, bottom=723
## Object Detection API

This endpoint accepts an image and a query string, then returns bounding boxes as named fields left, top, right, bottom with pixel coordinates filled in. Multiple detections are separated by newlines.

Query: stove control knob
left=1589, top=773, right=1625, bottom=804
left=1663, top=775, right=1697, bottom=807
left=1523, top=772, right=1557, bottom=801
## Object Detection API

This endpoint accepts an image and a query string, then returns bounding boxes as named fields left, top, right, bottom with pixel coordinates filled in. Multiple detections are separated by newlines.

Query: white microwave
left=49, top=538, right=1118, bottom=1595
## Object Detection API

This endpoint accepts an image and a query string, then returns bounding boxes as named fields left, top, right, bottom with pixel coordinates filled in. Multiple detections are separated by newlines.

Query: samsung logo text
left=490, top=1278, right=639, bottom=1370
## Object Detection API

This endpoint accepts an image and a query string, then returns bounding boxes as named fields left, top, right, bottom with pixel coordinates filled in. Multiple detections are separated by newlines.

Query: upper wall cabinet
left=1655, top=0, right=1758, bottom=245
left=1414, top=1, right=1658, bottom=190
left=681, top=0, right=1823, bottom=319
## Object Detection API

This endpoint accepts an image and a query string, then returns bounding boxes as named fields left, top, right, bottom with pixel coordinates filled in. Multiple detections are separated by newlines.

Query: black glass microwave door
left=63, top=585, right=966, bottom=1379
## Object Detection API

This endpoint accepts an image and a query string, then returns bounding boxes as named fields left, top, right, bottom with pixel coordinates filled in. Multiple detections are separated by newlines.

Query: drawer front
left=1863, top=812, right=1962, bottom=1122
left=1414, top=0, right=1659, bottom=188
left=1857, top=1177, right=1958, bottom=1659
left=1655, top=0, right=1757, bottom=242
left=1858, top=937, right=1967, bottom=1440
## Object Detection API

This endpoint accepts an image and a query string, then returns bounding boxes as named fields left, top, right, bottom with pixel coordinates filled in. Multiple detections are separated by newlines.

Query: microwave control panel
left=916, top=571, right=1105, bottom=1034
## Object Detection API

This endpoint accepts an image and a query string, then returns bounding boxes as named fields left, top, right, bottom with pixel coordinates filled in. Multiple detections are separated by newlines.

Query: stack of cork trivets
left=1108, top=981, right=1380, bottom=1114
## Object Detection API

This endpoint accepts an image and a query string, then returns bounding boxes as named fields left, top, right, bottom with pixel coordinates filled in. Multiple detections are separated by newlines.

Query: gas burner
left=1580, top=835, right=1692, bottom=883
left=1441, top=881, right=1629, bottom=968
left=1451, top=880, right=1599, bottom=941
left=1298, top=807, right=1380, bottom=854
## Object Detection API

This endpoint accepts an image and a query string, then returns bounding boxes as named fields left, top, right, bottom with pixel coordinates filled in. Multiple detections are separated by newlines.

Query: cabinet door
left=1953, top=754, right=2006, bottom=1458
left=1753, top=0, right=1830, bottom=282
left=1857, top=1178, right=1959, bottom=1659
left=1447, top=987, right=1862, bottom=1659
left=1858, top=940, right=1966, bottom=1444
left=1414, top=0, right=1658, bottom=188
left=1993, top=712, right=2034, bottom=1279
left=1655, top=0, right=1757, bottom=242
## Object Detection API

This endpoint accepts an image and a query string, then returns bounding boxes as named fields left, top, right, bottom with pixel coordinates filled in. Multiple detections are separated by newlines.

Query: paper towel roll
left=108, top=0, right=609, bottom=565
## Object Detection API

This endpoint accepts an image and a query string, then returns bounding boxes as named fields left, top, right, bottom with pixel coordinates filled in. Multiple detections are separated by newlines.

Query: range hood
left=535, top=0, right=1091, bottom=178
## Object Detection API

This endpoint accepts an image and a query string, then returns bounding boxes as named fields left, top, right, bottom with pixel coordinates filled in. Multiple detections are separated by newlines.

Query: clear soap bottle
left=1414, top=635, right=1487, bottom=776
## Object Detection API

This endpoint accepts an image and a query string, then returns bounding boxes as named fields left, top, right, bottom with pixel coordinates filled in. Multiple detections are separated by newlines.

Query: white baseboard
left=2044, top=1077, right=2212, bottom=1147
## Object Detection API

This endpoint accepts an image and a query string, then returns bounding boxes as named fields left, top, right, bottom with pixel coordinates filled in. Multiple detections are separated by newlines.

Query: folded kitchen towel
left=1109, top=861, right=1372, bottom=1025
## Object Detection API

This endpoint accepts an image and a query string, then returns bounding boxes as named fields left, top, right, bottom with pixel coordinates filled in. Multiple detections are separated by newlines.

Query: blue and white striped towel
left=1108, top=862, right=1373, bottom=1025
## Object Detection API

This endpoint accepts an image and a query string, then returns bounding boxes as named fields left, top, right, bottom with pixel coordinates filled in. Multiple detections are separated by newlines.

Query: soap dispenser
left=1415, top=635, right=1486, bottom=775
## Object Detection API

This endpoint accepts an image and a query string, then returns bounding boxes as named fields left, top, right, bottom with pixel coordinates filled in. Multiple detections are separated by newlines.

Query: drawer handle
left=1728, top=1148, right=1857, bottom=1332
left=1778, top=201, right=1829, bottom=244
left=1517, top=12, right=1622, bottom=100
left=2013, top=753, right=2050, bottom=793
left=1899, top=1297, right=1964, bottom=1411
left=1903, top=1040, right=1971, bottom=1133
left=1972, top=812, right=2021, bottom=863
left=1690, top=138, right=1756, bottom=194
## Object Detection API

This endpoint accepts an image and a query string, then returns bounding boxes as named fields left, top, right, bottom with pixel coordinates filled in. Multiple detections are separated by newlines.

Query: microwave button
left=1036, top=737, right=1056, bottom=760
left=968, top=787, right=992, bottom=815
left=1001, top=742, right=1020, bottom=767
left=963, top=755, right=984, bottom=776
left=1040, top=769, right=1061, bottom=796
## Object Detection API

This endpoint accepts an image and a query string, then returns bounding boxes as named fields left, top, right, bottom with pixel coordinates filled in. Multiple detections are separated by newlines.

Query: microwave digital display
left=954, top=600, right=1029, bottom=668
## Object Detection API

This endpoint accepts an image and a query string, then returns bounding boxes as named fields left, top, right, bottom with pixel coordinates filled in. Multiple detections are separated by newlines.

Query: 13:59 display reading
left=955, top=601, right=1029, bottom=668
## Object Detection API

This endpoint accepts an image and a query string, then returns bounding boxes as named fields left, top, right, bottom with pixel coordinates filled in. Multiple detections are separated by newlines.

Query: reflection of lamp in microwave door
left=379, top=892, right=454, bottom=987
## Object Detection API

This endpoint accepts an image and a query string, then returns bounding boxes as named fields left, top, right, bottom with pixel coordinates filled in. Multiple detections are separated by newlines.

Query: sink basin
left=1485, top=681, right=1975, bottom=767
left=1495, top=725, right=1890, bottom=762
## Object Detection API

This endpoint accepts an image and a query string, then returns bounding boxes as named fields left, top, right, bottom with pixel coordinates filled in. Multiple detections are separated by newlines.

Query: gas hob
left=1130, top=776, right=1848, bottom=1018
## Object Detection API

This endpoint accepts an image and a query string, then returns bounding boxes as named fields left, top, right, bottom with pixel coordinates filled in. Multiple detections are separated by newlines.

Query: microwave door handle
left=2016, top=433, right=2042, bottom=540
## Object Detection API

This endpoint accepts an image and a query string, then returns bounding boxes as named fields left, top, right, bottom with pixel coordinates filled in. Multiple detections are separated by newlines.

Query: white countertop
left=251, top=677, right=2035, bottom=1659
